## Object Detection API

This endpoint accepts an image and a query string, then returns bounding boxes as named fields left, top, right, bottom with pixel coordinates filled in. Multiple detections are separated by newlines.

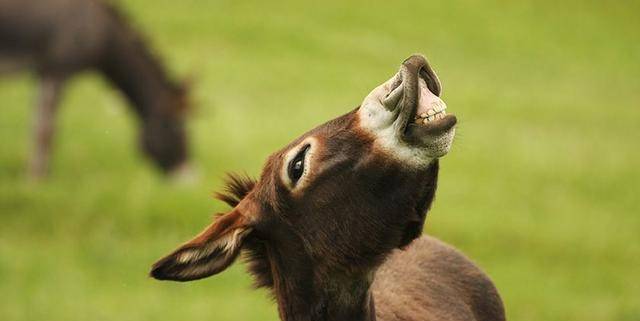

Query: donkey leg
left=29, top=75, right=64, bottom=179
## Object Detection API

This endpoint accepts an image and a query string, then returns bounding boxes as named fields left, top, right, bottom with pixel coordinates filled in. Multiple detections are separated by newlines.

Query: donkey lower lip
left=405, top=115, right=457, bottom=138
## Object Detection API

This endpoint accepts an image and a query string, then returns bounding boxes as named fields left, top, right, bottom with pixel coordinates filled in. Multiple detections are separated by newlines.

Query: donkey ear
left=150, top=210, right=251, bottom=281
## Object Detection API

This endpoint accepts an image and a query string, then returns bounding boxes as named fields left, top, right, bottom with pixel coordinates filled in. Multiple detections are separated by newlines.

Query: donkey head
left=140, top=81, right=190, bottom=174
left=151, top=55, right=456, bottom=285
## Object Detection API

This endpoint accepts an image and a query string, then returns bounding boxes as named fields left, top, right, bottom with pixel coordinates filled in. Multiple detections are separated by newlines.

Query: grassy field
left=1, top=0, right=639, bottom=320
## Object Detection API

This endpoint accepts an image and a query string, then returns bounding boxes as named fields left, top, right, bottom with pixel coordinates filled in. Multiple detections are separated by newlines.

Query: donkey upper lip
left=392, top=55, right=455, bottom=139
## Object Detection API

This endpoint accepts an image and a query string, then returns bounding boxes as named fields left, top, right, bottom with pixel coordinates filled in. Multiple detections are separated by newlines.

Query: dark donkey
left=151, top=55, right=505, bottom=321
left=0, top=0, right=189, bottom=178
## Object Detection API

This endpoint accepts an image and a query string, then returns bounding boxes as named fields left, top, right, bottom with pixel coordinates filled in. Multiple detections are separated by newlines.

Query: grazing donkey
left=151, top=55, right=505, bottom=321
left=0, top=0, right=189, bottom=178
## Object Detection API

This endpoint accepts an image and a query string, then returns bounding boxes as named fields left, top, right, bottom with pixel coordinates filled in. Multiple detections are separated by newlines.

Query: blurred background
left=1, top=0, right=639, bottom=320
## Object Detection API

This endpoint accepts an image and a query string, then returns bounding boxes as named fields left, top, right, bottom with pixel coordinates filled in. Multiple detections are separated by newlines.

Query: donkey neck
left=265, top=242, right=377, bottom=321
left=99, top=28, right=177, bottom=118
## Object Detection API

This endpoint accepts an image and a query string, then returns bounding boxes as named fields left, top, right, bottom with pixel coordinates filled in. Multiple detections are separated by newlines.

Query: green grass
left=1, top=0, right=639, bottom=320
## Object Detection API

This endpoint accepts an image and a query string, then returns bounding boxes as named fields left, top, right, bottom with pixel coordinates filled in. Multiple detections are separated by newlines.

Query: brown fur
left=374, top=237, right=504, bottom=321
left=150, top=56, right=505, bottom=321
left=0, top=0, right=189, bottom=177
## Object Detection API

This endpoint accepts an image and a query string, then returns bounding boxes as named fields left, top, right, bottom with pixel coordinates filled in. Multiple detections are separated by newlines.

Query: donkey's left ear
left=150, top=210, right=251, bottom=282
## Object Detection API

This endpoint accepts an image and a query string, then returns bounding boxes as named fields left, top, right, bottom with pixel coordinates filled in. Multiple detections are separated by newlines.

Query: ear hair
left=214, top=173, right=257, bottom=207
left=150, top=210, right=251, bottom=281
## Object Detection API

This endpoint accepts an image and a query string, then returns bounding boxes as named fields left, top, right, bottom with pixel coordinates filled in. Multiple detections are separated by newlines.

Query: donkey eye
left=288, top=144, right=310, bottom=184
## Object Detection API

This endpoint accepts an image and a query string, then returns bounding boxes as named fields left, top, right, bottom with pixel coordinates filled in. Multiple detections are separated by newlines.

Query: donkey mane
left=101, top=2, right=189, bottom=113
left=98, top=2, right=190, bottom=113
left=104, top=3, right=172, bottom=81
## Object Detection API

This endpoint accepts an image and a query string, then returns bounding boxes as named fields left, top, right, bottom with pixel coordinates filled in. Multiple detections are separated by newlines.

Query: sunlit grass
left=1, top=1, right=639, bottom=320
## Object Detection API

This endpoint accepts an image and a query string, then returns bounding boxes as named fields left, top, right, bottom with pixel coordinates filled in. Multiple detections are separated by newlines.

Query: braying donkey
left=151, top=55, right=505, bottom=321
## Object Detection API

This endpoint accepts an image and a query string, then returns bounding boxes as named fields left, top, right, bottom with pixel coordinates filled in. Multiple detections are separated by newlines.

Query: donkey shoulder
left=372, top=235, right=506, bottom=321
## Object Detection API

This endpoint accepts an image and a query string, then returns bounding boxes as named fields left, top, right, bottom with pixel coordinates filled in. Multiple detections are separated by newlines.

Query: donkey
left=150, top=55, right=506, bottom=321
left=0, top=0, right=189, bottom=178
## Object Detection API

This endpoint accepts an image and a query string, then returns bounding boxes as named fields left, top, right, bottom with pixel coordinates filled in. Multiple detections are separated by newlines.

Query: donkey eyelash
left=287, top=144, right=310, bottom=185
left=281, top=138, right=317, bottom=191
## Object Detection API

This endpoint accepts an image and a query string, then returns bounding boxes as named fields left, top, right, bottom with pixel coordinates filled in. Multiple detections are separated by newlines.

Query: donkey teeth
left=415, top=105, right=448, bottom=123
left=417, top=113, right=442, bottom=124
left=433, top=102, right=447, bottom=113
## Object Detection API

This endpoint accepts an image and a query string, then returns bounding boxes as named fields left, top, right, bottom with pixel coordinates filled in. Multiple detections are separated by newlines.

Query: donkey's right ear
left=150, top=210, right=251, bottom=282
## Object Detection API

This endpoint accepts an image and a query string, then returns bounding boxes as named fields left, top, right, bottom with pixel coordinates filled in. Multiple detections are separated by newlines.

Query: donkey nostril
left=388, top=74, right=403, bottom=95
left=383, top=81, right=404, bottom=111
